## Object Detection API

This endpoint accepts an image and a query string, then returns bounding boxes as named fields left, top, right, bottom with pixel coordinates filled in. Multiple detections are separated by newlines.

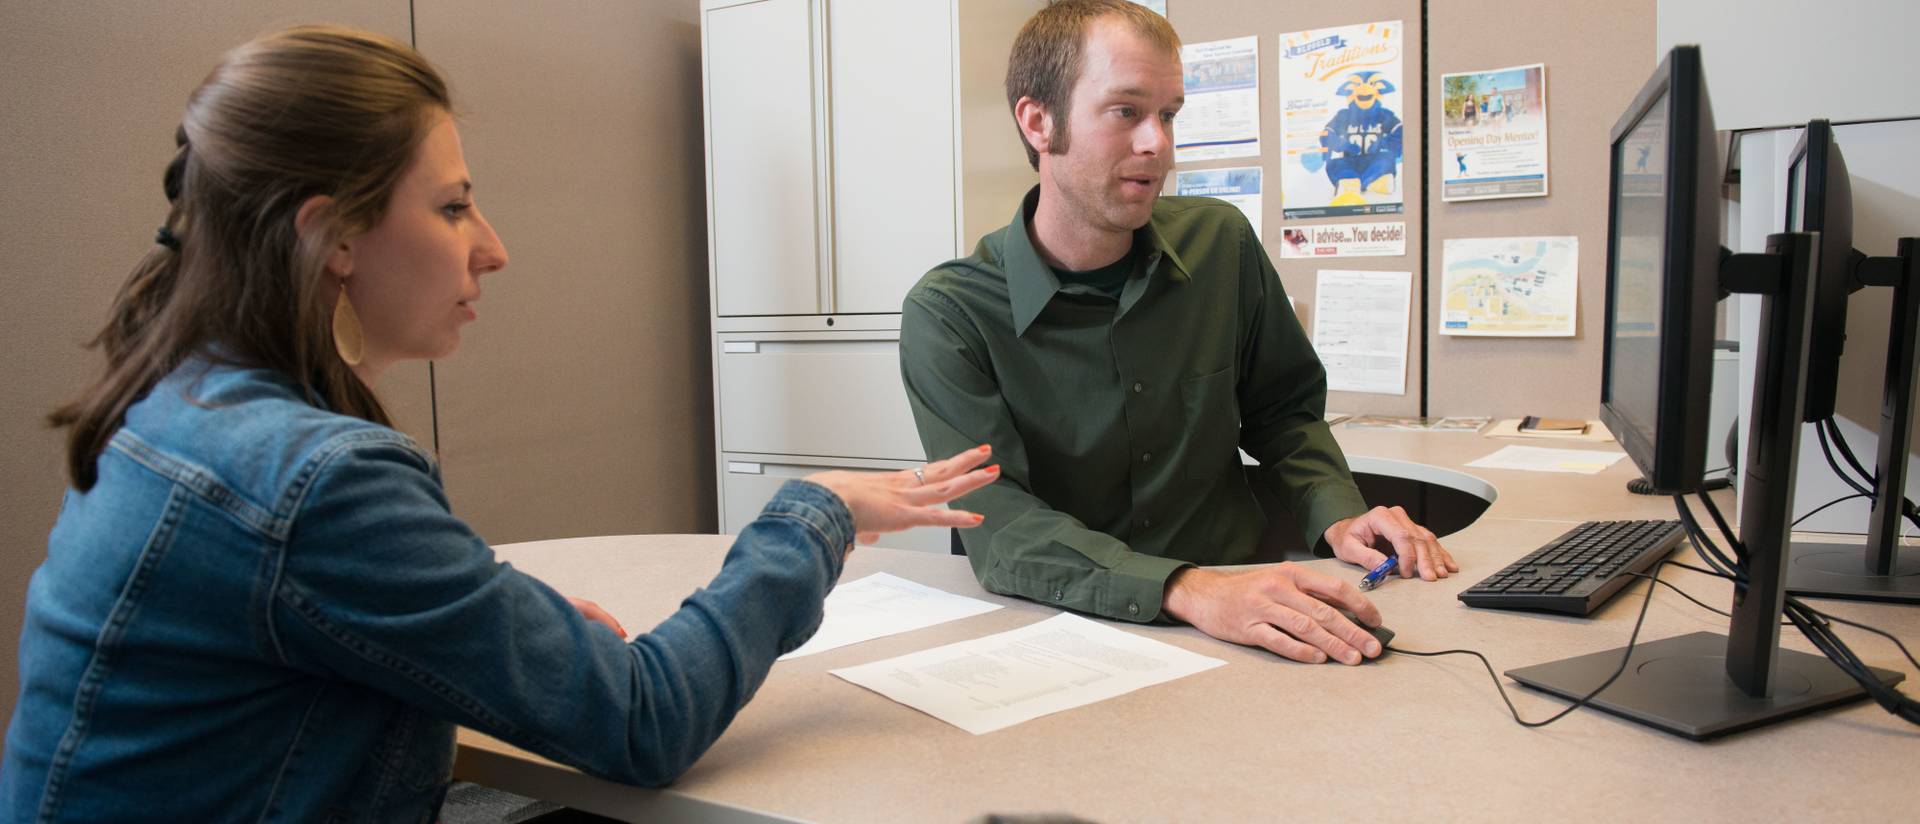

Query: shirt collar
left=1003, top=186, right=1192, bottom=337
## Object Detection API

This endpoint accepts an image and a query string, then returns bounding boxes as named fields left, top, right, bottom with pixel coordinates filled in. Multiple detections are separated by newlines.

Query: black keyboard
left=1458, top=520, right=1685, bottom=616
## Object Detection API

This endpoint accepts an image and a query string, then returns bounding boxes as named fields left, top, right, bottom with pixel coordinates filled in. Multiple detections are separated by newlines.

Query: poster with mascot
left=1278, top=21, right=1406, bottom=219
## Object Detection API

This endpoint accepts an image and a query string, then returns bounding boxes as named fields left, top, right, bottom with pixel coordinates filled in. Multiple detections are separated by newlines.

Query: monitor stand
left=1788, top=239, right=1920, bottom=604
left=1510, top=233, right=1900, bottom=740
left=1785, top=541, right=1920, bottom=603
left=1507, top=631, right=1900, bottom=740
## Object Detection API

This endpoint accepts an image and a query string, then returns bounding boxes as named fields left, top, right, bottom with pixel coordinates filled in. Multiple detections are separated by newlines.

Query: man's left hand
left=1323, top=506, right=1458, bottom=581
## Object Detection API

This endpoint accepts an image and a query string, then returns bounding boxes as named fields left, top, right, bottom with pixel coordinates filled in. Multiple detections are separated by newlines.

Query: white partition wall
left=1732, top=120, right=1920, bottom=535
left=1658, top=0, right=1920, bottom=130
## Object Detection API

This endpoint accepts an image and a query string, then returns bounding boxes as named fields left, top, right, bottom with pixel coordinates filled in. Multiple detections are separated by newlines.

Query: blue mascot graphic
left=1316, top=70, right=1403, bottom=205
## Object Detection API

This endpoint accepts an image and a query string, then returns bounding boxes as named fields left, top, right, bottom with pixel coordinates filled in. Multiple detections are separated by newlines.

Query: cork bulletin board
left=1166, top=0, right=1657, bottom=419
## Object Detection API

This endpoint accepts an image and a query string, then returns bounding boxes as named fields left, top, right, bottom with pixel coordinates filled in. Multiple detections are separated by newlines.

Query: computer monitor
left=1508, top=45, right=1901, bottom=740
left=1596, top=45, right=1720, bottom=496
left=1782, top=121, right=1920, bottom=603
left=1785, top=120, right=1858, bottom=423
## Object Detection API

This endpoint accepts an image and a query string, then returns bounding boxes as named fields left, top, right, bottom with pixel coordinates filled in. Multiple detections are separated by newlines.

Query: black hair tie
left=155, top=226, right=181, bottom=251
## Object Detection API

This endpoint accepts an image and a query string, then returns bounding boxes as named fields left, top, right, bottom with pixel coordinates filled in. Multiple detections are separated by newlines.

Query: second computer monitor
left=1786, top=120, right=1857, bottom=422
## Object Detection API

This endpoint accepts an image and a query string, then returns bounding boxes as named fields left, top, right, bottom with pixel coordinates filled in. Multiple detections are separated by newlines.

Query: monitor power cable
left=1688, top=492, right=1920, bottom=725
left=1816, top=417, right=1920, bottom=531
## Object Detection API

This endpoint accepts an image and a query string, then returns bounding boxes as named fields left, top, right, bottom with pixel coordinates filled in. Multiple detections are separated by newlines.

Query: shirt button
left=1132, top=381, right=1144, bottom=393
left=1053, top=588, right=1064, bottom=601
left=1128, top=603, right=1140, bottom=616
left=1142, top=518, right=1153, bottom=528
left=1141, top=452, right=1153, bottom=463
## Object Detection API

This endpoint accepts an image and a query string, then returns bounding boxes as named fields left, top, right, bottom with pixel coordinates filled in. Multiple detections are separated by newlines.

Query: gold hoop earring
left=332, top=288, right=364, bottom=366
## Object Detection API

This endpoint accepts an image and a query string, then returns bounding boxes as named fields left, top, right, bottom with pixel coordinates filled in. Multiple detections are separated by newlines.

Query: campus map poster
left=1439, top=236, right=1578, bottom=336
left=1278, top=21, right=1407, bottom=220
left=1177, top=36, right=1260, bottom=162
left=1440, top=64, right=1550, bottom=201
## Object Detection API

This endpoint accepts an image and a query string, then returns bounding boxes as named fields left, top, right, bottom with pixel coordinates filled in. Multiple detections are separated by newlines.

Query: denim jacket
left=3, top=360, right=853, bottom=822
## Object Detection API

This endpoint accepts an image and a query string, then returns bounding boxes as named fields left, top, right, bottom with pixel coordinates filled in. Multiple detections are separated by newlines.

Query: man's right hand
left=1162, top=564, right=1384, bottom=665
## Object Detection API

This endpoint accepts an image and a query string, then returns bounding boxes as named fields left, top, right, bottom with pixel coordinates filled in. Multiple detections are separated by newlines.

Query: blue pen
left=1359, top=556, right=1398, bottom=590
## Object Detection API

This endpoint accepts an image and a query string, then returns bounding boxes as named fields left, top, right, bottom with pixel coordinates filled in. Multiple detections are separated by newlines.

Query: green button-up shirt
left=900, top=187, right=1368, bottom=623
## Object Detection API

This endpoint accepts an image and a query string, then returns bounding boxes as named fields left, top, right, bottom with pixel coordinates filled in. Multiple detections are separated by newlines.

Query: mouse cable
left=1382, top=556, right=1676, bottom=729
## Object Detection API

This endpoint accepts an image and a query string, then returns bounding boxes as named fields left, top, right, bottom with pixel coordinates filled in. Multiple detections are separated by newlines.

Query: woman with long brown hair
left=3, top=25, right=994, bottom=821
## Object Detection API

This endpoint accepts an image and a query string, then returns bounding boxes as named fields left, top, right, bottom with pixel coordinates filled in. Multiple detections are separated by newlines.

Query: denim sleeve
left=269, top=434, right=851, bottom=787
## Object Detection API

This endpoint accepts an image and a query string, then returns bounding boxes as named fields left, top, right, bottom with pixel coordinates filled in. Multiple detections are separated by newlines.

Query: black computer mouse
left=1340, top=610, right=1394, bottom=662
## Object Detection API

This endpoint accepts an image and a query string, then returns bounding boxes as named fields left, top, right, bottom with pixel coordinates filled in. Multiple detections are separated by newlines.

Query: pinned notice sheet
left=1312, top=270, right=1412, bottom=395
left=778, top=573, right=1001, bottom=660
left=830, top=614, right=1226, bottom=735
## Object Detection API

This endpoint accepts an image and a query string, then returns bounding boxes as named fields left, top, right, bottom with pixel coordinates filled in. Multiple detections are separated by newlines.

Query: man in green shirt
left=899, top=0, right=1457, bottom=666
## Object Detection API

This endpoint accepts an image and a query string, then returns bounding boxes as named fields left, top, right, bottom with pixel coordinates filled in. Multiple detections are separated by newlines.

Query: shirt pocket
left=1179, top=366, right=1241, bottom=481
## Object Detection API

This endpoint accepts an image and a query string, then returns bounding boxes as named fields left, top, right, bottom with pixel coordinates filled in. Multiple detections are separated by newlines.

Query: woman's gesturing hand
left=805, top=445, right=999, bottom=545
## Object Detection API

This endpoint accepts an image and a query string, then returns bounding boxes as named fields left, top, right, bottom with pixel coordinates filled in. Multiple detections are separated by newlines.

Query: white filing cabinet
left=700, top=0, right=1040, bottom=551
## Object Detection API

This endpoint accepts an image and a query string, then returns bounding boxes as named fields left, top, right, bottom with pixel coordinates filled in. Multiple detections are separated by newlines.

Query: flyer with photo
left=1440, top=63, right=1549, bottom=201
left=1176, top=167, right=1262, bottom=240
left=1279, top=221, right=1405, bottom=258
left=1278, top=21, right=1407, bottom=219
left=1177, top=36, right=1260, bottom=162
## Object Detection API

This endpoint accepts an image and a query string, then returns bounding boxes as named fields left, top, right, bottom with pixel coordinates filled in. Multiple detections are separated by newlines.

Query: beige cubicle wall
left=1169, top=1, right=1426, bottom=417
left=0, top=0, right=712, bottom=727
left=415, top=0, right=716, bottom=544
left=0, top=0, right=422, bottom=743
left=1424, top=0, right=1657, bottom=420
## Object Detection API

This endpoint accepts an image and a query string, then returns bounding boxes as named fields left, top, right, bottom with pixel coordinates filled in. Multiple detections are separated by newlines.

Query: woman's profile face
left=343, top=113, right=508, bottom=373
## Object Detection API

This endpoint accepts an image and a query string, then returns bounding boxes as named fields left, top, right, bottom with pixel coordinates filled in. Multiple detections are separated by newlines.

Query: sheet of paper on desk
left=1466, top=444, right=1628, bottom=475
left=778, top=573, right=1001, bottom=660
left=828, top=613, right=1226, bottom=735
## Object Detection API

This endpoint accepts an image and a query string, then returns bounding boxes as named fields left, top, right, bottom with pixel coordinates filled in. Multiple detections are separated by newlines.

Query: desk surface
left=455, top=429, right=1919, bottom=822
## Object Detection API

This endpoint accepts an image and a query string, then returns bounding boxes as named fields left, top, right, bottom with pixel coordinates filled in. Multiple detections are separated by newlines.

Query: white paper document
left=1465, top=445, right=1628, bottom=475
left=1312, top=269, right=1412, bottom=395
left=1177, top=36, right=1261, bottom=162
left=829, top=614, right=1226, bottom=735
left=778, top=573, right=1001, bottom=660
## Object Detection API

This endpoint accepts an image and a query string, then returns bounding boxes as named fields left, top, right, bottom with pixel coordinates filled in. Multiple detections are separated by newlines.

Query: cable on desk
left=1383, top=557, right=1675, bottom=729
left=1404, top=517, right=1920, bottom=730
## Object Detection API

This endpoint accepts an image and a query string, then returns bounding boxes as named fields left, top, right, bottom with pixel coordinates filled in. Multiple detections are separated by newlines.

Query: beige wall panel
left=0, top=0, right=414, bottom=738
left=415, top=0, right=716, bottom=543
left=1169, top=3, right=1424, bottom=416
left=1424, top=0, right=1656, bottom=419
